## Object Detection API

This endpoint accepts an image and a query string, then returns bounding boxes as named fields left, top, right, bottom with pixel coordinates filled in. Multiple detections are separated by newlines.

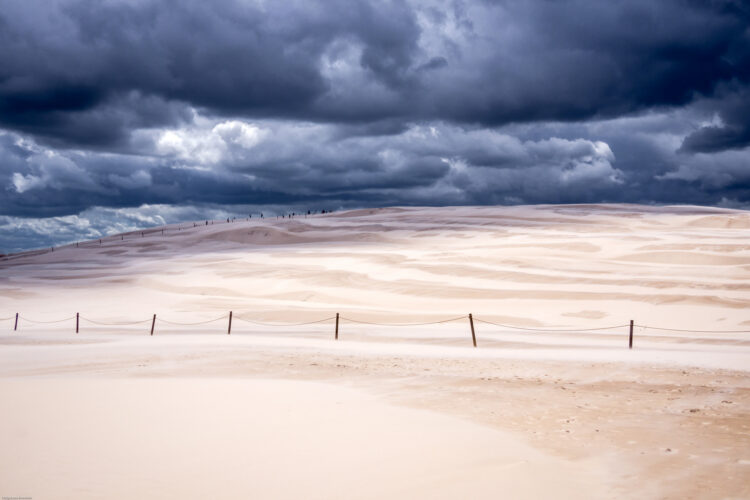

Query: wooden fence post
left=335, top=313, right=339, bottom=340
left=228, top=311, right=233, bottom=335
left=469, top=313, right=477, bottom=347
left=629, top=320, right=634, bottom=349
left=76, top=312, right=79, bottom=334
left=14, top=312, right=18, bottom=331
left=150, top=314, right=156, bottom=336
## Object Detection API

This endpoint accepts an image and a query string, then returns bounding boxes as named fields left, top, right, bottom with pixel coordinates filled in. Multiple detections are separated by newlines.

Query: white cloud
left=213, top=120, right=267, bottom=148
left=154, top=119, right=268, bottom=164
left=11, top=150, right=101, bottom=193
left=12, top=172, right=44, bottom=193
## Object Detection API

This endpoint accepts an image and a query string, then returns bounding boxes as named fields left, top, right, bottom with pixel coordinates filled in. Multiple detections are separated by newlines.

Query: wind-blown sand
left=1, top=204, right=749, bottom=499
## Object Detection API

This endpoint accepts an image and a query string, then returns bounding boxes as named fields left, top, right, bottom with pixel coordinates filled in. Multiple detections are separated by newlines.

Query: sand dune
left=3, top=204, right=749, bottom=330
left=1, top=204, right=749, bottom=499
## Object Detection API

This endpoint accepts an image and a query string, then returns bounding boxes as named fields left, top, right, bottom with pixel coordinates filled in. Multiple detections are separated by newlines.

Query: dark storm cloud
left=680, top=86, right=750, bottom=153
left=0, top=123, right=452, bottom=219
left=0, top=123, right=621, bottom=219
left=1, top=0, right=748, bottom=148
left=0, top=0, right=421, bottom=147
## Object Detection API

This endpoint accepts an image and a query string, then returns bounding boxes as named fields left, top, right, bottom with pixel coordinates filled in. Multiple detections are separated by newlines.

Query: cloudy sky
left=1, top=0, right=749, bottom=251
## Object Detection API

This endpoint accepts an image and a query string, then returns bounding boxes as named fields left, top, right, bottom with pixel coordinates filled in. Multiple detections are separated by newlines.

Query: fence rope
left=80, top=316, right=153, bottom=326
left=18, top=315, right=76, bottom=324
left=233, top=316, right=336, bottom=327
left=7, top=312, right=750, bottom=335
left=472, top=318, right=630, bottom=332
left=156, top=314, right=228, bottom=326
left=635, top=324, right=750, bottom=334
left=339, top=315, right=467, bottom=327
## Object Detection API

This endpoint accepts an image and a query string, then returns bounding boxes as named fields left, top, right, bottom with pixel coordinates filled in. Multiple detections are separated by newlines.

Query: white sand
left=0, top=377, right=608, bottom=500
left=1, top=204, right=749, bottom=499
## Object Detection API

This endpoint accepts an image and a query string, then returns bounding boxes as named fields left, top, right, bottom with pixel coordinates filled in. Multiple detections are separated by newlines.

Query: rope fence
left=156, top=314, right=229, bottom=326
left=233, top=316, right=337, bottom=327
left=80, top=316, right=153, bottom=326
left=633, top=324, right=750, bottom=334
left=18, top=315, right=77, bottom=324
left=472, top=318, right=629, bottom=332
left=3, top=310, right=750, bottom=349
left=338, top=315, right=467, bottom=327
